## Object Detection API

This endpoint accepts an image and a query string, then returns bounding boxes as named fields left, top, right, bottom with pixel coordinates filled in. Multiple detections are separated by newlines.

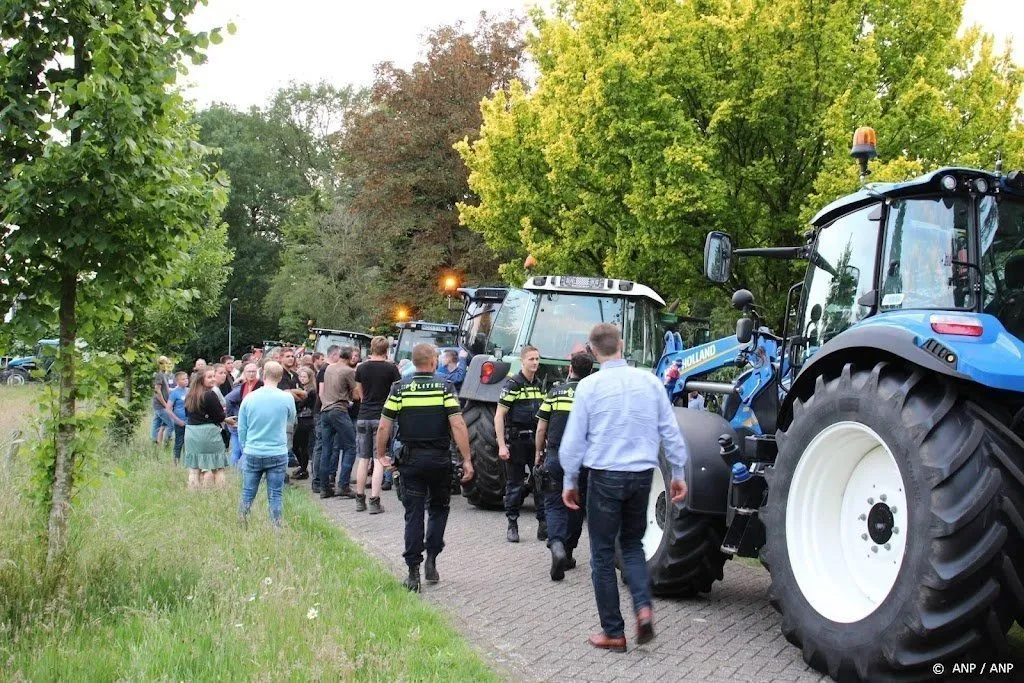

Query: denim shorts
left=356, top=419, right=380, bottom=459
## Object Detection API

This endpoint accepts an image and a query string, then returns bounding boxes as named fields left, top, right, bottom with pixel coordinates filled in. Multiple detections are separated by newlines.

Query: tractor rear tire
left=645, top=454, right=730, bottom=598
left=763, top=362, right=1015, bottom=681
left=971, top=404, right=1024, bottom=629
left=4, top=369, right=27, bottom=386
left=461, top=400, right=506, bottom=510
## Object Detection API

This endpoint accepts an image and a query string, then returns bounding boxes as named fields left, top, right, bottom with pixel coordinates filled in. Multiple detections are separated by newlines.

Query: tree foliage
left=186, top=81, right=356, bottom=357
left=297, top=14, right=528, bottom=325
left=0, top=0, right=227, bottom=561
left=457, top=0, right=1023, bottom=324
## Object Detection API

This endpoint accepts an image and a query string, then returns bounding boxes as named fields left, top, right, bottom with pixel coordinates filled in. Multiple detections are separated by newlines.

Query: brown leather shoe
left=588, top=633, right=627, bottom=653
left=636, top=606, right=655, bottom=645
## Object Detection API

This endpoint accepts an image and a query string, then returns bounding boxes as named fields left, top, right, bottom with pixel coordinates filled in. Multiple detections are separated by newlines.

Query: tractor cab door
left=793, top=204, right=881, bottom=369
left=980, top=195, right=1024, bottom=341
left=458, top=297, right=501, bottom=356
left=623, top=298, right=661, bottom=369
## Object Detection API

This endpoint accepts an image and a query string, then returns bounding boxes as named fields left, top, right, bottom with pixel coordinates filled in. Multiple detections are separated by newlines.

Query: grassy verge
left=0, top=414, right=497, bottom=681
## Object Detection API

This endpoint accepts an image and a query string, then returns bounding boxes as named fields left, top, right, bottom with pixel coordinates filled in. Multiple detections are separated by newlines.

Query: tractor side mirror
left=809, top=303, right=822, bottom=323
left=704, top=232, right=733, bottom=283
left=736, top=317, right=755, bottom=344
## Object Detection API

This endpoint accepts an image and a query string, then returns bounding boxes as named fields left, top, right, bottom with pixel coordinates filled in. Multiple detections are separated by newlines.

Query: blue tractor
left=0, top=339, right=60, bottom=386
left=643, top=131, right=1024, bottom=681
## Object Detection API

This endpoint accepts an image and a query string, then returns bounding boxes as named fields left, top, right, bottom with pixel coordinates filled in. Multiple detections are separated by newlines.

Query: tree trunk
left=123, top=321, right=135, bottom=406
left=46, top=271, right=78, bottom=565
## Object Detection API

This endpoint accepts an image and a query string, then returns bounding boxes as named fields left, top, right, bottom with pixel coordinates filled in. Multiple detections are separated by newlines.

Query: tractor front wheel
left=763, top=362, right=1015, bottom=681
left=461, top=400, right=506, bottom=510
left=3, top=369, right=28, bottom=386
left=644, top=454, right=730, bottom=597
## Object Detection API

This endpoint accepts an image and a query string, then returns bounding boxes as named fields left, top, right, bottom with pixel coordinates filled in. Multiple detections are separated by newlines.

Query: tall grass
left=0, top=412, right=497, bottom=681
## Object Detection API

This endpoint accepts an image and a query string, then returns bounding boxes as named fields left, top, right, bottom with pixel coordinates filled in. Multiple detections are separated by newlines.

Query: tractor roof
left=394, top=320, right=458, bottom=332
left=811, top=167, right=1022, bottom=228
left=457, top=286, right=508, bottom=302
left=309, top=328, right=372, bottom=340
left=523, top=275, right=666, bottom=307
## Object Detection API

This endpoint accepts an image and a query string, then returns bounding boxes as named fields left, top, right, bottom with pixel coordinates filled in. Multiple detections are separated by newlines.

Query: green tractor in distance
left=306, top=328, right=372, bottom=360
left=457, top=275, right=668, bottom=509
left=391, top=321, right=459, bottom=366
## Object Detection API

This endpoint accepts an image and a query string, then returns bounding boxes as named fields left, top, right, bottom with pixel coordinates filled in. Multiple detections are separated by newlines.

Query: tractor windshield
left=529, top=293, right=624, bottom=359
left=315, top=334, right=365, bottom=355
left=395, top=328, right=458, bottom=362
left=979, top=195, right=1024, bottom=339
left=880, top=198, right=973, bottom=311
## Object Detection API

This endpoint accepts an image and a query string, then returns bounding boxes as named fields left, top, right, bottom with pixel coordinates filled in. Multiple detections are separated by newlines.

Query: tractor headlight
left=940, top=175, right=957, bottom=191
left=973, top=177, right=989, bottom=194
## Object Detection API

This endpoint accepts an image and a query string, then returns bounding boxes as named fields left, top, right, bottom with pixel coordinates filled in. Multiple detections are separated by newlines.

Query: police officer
left=377, top=343, right=474, bottom=592
left=496, top=344, right=546, bottom=543
left=535, top=351, right=594, bottom=580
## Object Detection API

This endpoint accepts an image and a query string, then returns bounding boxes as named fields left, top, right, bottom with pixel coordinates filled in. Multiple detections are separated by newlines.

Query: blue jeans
left=543, top=451, right=586, bottom=551
left=587, top=468, right=654, bottom=638
left=229, top=429, right=243, bottom=467
left=239, top=453, right=288, bottom=525
left=173, top=424, right=186, bottom=462
left=151, top=408, right=174, bottom=441
left=319, top=408, right=356, bottom=490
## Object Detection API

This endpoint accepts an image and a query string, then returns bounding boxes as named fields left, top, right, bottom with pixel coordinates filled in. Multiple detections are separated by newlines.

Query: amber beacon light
left=851, top=126, right=877, bottom=181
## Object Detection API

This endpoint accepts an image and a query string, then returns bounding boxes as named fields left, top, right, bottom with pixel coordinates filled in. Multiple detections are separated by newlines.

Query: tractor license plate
left=560, top=276, right=607, bottom=290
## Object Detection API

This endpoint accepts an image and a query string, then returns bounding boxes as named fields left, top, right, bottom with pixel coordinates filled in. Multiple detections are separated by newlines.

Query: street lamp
left=228, top=297, right=239, bottom=356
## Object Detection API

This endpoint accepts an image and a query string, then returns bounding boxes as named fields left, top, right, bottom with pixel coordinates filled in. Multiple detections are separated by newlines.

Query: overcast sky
left=184, top=0, right=1022, bottom=112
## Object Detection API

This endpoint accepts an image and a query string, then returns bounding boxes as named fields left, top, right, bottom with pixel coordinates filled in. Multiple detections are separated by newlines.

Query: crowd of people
left=148, top=322, right=692, bottom=651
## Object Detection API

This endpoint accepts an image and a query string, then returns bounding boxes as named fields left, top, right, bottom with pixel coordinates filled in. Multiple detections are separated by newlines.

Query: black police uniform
left=498, top=370, right=546, bottom=525
left=381, top=372, right=462, bottom=579
left=536, top=379, right=587, bottom=559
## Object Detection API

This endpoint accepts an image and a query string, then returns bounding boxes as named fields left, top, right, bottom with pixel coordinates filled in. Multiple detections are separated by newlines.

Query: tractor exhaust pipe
left=684, top=380, right=738, bottom=395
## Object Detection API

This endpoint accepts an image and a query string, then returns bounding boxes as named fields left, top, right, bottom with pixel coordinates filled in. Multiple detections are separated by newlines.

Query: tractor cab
left=460, top=275, right=665, bottom=403
left=391, top=321, right=459, bottom=364
left=306, top=329, right=372, bottom=360
left=705, top=165, right=1024, bottom=388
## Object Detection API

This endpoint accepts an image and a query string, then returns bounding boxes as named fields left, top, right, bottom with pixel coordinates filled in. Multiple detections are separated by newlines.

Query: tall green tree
left=458, top=0, right=1023, bottom=324
left=190, top=81, right=359, bottom=357
left=328, top=14, right=527, bottom=324
left=0, top=0, right=227, bottom=562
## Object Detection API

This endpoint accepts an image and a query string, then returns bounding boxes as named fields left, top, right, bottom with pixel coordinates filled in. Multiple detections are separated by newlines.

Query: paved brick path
left=313, top=483, right=828, bottom=682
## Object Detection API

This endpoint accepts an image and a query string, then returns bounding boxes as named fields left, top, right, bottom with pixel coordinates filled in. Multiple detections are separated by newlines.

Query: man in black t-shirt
left=353, top=336, right=402, bottom=513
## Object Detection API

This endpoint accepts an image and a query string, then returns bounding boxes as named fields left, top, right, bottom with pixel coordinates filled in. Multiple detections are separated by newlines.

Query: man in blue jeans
left=560, top=323, right=689, bottom=652
left=318, top=345, right=359, bottom=499
left=238, top=361, right=296, bottom=526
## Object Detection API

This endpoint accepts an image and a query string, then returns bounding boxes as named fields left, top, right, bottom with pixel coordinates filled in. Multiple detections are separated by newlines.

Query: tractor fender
left=674, top=407, right=737, bottom=516
left=781, top=322, right=973, bottom=428
left=456, top=354, right=511, bottom=403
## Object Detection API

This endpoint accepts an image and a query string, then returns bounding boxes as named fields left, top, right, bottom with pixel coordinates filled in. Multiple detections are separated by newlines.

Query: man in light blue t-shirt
left=238, top=361, right=297, bottom=526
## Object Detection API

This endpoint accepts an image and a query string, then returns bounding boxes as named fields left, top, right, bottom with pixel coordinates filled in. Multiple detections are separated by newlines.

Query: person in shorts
left=353, top=336, right=401, bottom=513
